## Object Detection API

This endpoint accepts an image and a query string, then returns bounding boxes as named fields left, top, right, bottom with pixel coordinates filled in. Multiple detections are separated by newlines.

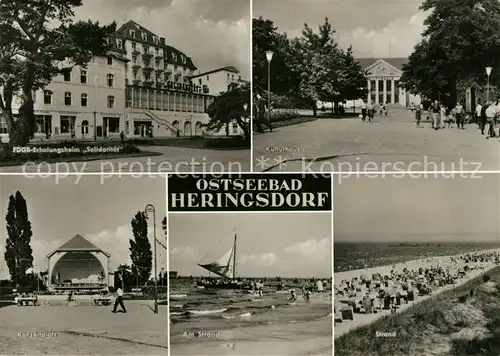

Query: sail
left=198, top=247, right=234, bottom=279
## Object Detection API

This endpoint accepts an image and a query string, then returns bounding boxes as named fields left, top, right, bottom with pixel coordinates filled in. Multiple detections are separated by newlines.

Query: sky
left=169, top=212, right=332, bottom=278
left=73, top=0, right=250, bottom=77
left=0, top=175, right=166, bottom=280
left=253, top=0, right=428, bottom=58
left=334, top=174, right=500, bottom=242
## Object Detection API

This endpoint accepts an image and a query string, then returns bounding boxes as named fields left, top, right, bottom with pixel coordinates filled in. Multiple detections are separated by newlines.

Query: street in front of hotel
left=254, top=108, right=500, bottom=172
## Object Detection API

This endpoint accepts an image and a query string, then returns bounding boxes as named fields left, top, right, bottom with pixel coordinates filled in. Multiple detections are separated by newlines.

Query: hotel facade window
left=144, top=45, right=149, bottom=54
left=60, top=116, right=75, bottom=134
left=64, top=92, right=72, bottom=106
left=80, top=70, right=87, bottom=84
left=142, top=32, right=147, bottom=41
left=43, top=90, right=52, bottom=105
left=63, top=70, right=71, bottom=82
left=107, top=95, right=115, bottom=108
left=117, top=39, right=123, bottom=49
left=133, top=70, right=138, bottom=79
left=132, top=55, right=137, bottom=63
left=107, top=56, right=112, bottom=65
left=130, top=29, right=135, bottom=38
left=132, top=42, right=136, bottom=50
left=81, top=93, right=88, bottom=107
left=107, top=74, right=114, bottom=87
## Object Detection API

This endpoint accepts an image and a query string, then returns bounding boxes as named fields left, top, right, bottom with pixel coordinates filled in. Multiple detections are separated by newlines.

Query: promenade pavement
left=0, top=146, right=250, bottom=174
left=0, top=301, right=167, bottom=355
left=253, top=109, right=500, bottom=172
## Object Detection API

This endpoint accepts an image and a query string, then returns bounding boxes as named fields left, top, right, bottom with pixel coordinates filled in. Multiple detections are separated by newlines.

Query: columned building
left=46, top=234, right=111, bottom=293
left=357, top=58, right=421, bottom=107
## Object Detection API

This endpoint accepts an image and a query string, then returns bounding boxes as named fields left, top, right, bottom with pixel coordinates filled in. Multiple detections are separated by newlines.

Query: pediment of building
left=365, top=59, right=401, bottom=77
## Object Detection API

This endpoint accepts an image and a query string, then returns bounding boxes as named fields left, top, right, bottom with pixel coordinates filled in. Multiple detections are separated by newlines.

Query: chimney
left=160, top=37, right=165, bottom=45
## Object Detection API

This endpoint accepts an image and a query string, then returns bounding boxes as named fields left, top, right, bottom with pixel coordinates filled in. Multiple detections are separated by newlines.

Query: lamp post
left=144, top=204, right=158, bottom=314
left=160, top=267, right=165, bottom=287
left=265, top=51, right=274, bottom=122
left=486, top=67, right=493, bottom=102
left=93, top=75, right=98, bottom=141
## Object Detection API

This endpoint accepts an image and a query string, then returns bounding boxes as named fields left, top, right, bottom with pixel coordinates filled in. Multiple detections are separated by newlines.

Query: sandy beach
left=334, top=249, right=499, bottom=338
left=170, top=318, right=332, bottom=355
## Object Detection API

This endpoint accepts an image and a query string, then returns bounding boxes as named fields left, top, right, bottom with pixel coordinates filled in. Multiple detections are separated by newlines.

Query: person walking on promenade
left=485, top=100, right=498, bottom=139
left=455, top=101, right=465, bottom=130
left=415, top=103, right=422, bottom=127
left=361, top=100, right=367, bottom=121
left=431, top=100, right=440, bottom=129
left=254, top=93, right=273, bottom=133
left=367, top=101, right=374, bottom=122
left=440, top=104, right=447, bottom=129
left=475, top=98, right=483, bottom=129
left=112, top=286, right=127, bottom=313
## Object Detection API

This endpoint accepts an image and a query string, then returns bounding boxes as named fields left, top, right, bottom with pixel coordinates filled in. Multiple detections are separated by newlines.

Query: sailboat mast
left=232, top=232, right=237, bottom=280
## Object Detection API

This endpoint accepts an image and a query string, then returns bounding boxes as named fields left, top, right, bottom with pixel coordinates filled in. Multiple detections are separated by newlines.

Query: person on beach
left=289, top=290, right=297, bottom=301
left=112, top=286, right=127, bottom=313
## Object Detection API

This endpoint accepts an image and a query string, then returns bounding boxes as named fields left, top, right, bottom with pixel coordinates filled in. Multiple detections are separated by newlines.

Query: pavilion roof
left=47, top=234, right=111, bottom=258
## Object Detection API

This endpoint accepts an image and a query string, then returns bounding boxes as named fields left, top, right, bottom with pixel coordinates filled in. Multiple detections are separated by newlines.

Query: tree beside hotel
left=206, top=83, right=250, bottom=140
left=4, top=191, right=33, bottom=287
left=0, top=0, right=115, bottom=147
left=401, top=0, right=500, bottom=106
left=130, top=211, right=153, bottom=286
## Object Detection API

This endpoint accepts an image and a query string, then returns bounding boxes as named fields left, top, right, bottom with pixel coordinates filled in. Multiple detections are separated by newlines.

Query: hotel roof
left=116, top=20, right=197, bottom=70
left=47, top=234, right=111, bottom=258
left=190, top=65, right=240, bottom=78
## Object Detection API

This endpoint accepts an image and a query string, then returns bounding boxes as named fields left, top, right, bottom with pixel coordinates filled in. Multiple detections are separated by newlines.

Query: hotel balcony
left=142, top=52, right=153, bottom=59
left=174, top=71, right=182, bottom=79
left=132, top=49, right=140, bottom=55
left=164, top=68, right=173, bottom=75
left=143, top=65, right=154, bottom=73
left=132, top=63, right=141, bottom=69
left=154, top=67, right=163, bottom=73
left=143, top=79, right=154, bottom=86
left=155, top=81, right=163, bottom=88
left=132, top=79, right=141, bottom=85
left=155, top=53, right=163, bottom=60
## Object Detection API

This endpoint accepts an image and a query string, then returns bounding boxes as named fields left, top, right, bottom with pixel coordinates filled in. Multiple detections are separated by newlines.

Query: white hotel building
left=0, top=20, right=245, bottom=141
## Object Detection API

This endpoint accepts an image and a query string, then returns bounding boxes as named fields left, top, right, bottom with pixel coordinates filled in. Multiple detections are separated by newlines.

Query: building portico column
left=375, top=78, right=379, bottom=104
left=367, top=80, right=371, bottom=103
left=383, top=79, right=387, bottom=104
left=391, top=78, right=395, bottom=104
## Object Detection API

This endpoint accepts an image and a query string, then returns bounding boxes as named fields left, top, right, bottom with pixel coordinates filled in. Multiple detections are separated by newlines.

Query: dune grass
left=335, top=266, right=500, bottom=356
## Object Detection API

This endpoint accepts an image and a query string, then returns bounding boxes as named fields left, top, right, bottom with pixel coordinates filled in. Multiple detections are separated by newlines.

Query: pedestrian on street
left=112, top=286, right=127, bottom=313
left=485, top=100, right=498, bottom=139
left=475, top=98, right=483, bottom=129
left=254, top=94, right=272, bottom=133
left=361, top=100, right=367, bottom=121
left=439, top=104, right=447, bottom=129
left=431, top=100, right=440, bottom=129
left=367, top=101, right=374, bottom=122
left=415, top=103, right=422, bottom=127
left=455, top=101, right=465, bottom=130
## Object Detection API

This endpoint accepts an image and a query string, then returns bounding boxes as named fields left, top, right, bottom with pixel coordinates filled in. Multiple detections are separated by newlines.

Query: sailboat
left=196, top=232, right=250, bottom=290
